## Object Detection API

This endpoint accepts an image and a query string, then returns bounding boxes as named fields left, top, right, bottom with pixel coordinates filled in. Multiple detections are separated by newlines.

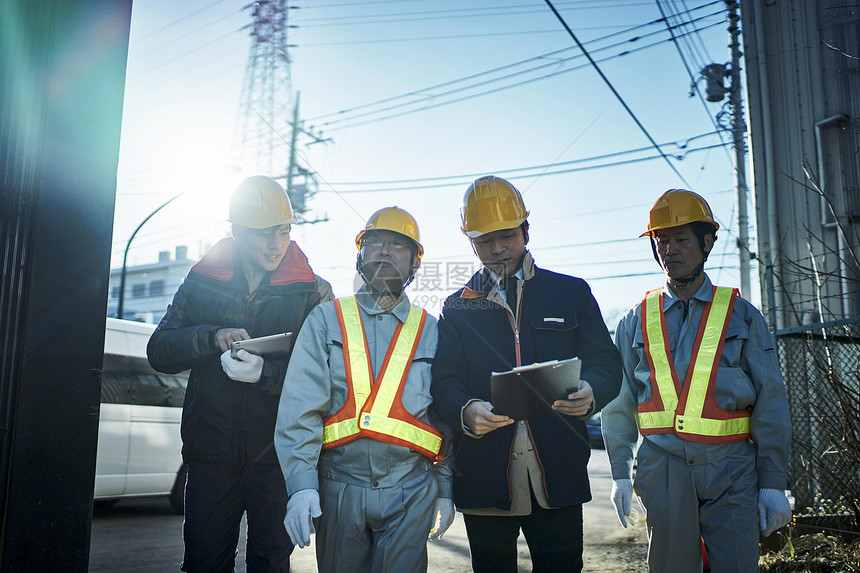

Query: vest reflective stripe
left=321, top=296, right=442, bottom=460
left=322, top=296, right=373, bottom=446
left=637, top=286, right=751, bottom=443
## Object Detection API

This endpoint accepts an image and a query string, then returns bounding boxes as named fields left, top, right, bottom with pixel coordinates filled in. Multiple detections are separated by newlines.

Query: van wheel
left=169, top=464, right=187, bottom=515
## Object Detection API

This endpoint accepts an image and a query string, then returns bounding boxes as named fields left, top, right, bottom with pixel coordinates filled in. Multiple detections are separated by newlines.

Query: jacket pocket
left=530, top=316, right=578, bottom=333
left=411, top=345, right=435, bottom=365
left=722, top=323, right=750, bottom=367
left=529, top=316, right=579, bottom=363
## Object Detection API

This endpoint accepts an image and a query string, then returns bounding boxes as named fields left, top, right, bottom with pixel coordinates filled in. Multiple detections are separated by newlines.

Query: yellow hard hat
left=355, top=206, right=424, bottom=258
left=229, top=176, right=296, bottom=229
left=460, top=176, right=529, bottom=238
left=640, top=189, right=719, bottom=237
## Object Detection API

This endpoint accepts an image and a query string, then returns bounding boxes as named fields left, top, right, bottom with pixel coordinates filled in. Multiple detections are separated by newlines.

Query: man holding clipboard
left=147, top=176, right=332, bottom=573
left=430, top=176, right=622, bottom=573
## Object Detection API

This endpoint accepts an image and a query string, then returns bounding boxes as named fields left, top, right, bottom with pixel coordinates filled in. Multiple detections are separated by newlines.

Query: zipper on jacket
left=506, top=285, right=523, bottom=367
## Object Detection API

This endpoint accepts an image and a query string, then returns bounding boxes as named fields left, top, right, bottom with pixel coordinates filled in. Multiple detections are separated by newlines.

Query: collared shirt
left=275, top=287, right=453, bottom=498
left=487, top=268, right=525, bottom=303
left=602, top=274, right=791, bottom=489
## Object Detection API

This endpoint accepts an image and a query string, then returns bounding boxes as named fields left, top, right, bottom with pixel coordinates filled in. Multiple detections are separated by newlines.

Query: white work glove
left=758, top=488, right=792, bottom=537
left=610, top=478, right=633, bottom=528
left=220, top=349, right=264, bottom=383
left=429, top=498, right=455, bottom=541
left=285, top=489, right=322, bottom=548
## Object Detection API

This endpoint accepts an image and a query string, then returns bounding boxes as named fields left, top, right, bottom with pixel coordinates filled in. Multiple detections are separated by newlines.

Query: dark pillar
left=0, top=1, right=132, bottom=570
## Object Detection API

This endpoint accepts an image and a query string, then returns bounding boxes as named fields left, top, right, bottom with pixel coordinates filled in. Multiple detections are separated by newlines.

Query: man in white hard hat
left=274, top=207, right=454, bottom=573
left=147, top=176, right=332, bottom=573
left=602, top=189, right=792, bottom=572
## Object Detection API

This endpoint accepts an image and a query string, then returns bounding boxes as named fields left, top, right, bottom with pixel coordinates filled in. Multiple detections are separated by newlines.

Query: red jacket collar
left=191, top=237, right=316, bottom=285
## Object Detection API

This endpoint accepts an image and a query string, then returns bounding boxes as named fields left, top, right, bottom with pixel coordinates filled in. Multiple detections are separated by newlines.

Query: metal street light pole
left=116, top=193, right=182, bottom=320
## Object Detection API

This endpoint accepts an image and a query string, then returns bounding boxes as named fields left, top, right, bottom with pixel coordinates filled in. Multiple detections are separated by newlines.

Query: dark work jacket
left=430, top=255, right=622, bottom=510
left=147, top=238, right=332, bottom=465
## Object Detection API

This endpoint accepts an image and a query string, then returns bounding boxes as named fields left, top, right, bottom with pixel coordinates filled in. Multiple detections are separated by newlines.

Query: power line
left=543, top=0, right=692, bottom=187
left=312, top=21, right=724, bottom=132
left=655, top=0, right=733, bottom=163
left=134, top=8, right=240, bottom=60
left=294, top=28, right=588, bottom=48
left=669, top=0, right=715, bottom=65
left=136, top=0, right=233, bottom=41
left=317, top=140, right=727, bottom=193
left=577, top=265, right=735, bottom=281
left=323, top=131, right=721, bottom=187
left=308, top=10, right=723, bottom=129
left=306, top=7, right=721, bottom=121
left=293, top=2, right=670, bottom=26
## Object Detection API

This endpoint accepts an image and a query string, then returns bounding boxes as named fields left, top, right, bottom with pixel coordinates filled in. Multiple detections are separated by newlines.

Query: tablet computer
left=230, top=332, right=293, bottom=358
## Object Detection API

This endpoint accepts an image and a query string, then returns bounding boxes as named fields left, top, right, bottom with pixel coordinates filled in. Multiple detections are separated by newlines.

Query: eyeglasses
left=363, top=238, right=409, bottom=251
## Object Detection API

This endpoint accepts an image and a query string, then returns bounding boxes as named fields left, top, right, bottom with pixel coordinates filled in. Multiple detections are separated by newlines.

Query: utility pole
left=700, top=0, right=751, bottom=297
left=727, top=0, right=751, bottom=298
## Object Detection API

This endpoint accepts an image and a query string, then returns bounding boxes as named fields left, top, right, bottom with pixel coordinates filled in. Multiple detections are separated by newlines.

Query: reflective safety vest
left=321, top=296, right=443, bottom=461
left=637, top=286, right=751, bottom=443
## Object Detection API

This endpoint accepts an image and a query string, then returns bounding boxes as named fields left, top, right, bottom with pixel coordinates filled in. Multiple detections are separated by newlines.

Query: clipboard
left=490, top=357, right=581, bottom=420
left=231, top=332, right=293, bottom=358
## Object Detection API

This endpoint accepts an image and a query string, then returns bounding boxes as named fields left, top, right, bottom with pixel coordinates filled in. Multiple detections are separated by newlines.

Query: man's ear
left=703, top=233, right=715, bottom=256
left=522, top=222, right=530, bottom=245
left=412, top=255, right=422, bottom=273
left=231, top=224, right=246, bottom=243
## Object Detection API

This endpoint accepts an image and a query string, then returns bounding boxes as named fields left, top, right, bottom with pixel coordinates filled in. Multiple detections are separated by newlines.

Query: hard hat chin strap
left=355, top=252, right=416, bottom=296
left=668, top=264, right=704, bottom=288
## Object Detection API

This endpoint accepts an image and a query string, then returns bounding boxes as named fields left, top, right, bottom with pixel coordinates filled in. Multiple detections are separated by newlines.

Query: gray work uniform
left=275, top=288, right=453, bottom=573
left=602, top=274, right=791, bottom=573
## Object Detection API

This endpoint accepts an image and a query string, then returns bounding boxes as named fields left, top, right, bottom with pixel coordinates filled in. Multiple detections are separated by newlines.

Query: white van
left=95, top=317, right=186, bottom=513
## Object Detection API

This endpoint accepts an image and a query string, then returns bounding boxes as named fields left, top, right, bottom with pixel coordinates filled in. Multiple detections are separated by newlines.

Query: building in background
left=742, top=0, right=859, bottom=330
left=741, top=0, right=860, bottom=524
left=107, top=245, right=194, bottom=323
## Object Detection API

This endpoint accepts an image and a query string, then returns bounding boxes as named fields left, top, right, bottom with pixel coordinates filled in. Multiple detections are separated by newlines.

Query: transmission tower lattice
left=235, top=0, right=319, bottom=217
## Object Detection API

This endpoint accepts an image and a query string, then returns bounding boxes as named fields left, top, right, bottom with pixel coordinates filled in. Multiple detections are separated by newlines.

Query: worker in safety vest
left=274, top=206, right=454, bottom=573
left=601, top=189, right=792, bottom=572
left=431, top=176, right=623, bottom=572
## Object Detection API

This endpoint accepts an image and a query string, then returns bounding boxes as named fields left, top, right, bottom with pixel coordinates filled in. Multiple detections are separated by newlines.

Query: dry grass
left=759, top=532, right=860, bottom=572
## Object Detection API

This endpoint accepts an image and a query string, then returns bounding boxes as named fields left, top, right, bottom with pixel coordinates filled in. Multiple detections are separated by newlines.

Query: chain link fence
left=775, top=317, right=860, bottom=530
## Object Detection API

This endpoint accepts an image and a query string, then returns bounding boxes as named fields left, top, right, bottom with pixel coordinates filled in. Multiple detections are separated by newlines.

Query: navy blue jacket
left=147, top=238, right=331, bottom=465
left=430, top=255, right=622, bottom=510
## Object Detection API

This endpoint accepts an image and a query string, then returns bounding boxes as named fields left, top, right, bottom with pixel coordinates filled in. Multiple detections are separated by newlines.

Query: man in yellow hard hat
left=430, top=176, right=623, bottom=572
left=274, top=206, right=454, bottom=573
left=147, top=175, right=332, bottom=573
left=602, top=189, right=792, bottom=572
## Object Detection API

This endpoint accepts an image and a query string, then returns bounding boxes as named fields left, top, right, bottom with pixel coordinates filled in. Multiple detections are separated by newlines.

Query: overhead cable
left=543, top=0, right=692, bottom=187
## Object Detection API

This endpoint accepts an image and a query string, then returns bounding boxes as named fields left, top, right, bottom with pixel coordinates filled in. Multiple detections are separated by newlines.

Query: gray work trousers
left=634, top=439, right=760, bottom=573
left=315, top=469, right=437, bottom=573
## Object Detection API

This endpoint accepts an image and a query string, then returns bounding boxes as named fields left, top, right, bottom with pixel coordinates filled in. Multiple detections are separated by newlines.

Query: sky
left=113, top=0, right=753, bottom=325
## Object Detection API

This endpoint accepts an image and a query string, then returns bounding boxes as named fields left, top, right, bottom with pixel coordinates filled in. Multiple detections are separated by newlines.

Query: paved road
left=89, top=449, right=647, bottom=572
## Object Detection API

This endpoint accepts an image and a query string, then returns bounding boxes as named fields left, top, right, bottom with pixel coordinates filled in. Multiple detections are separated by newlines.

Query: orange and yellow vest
left=321, top=296, right=443, bottom=461
left=637, top=286, right=751, bottom=443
